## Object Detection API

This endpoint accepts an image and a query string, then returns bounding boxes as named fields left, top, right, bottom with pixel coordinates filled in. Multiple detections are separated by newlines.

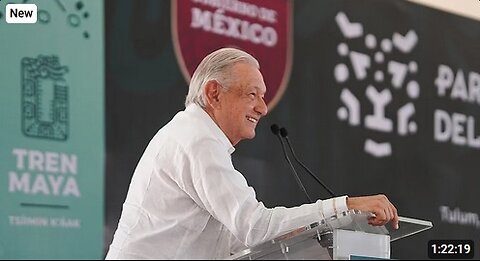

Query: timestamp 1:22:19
left=428, top=240, right=474, bottom=259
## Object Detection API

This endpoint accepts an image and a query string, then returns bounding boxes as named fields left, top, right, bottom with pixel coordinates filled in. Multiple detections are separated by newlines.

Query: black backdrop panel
left=105, top=0, right=480, bottom=259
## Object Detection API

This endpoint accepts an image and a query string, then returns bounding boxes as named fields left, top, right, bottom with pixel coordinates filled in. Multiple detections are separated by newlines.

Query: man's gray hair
left=185, top=47, right=259, bottom=108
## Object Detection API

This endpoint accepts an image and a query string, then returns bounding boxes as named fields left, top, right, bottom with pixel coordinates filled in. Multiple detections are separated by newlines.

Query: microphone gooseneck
left=279, top=127, right=337, bottom=198
left=270, top=124, right=313, bottom=203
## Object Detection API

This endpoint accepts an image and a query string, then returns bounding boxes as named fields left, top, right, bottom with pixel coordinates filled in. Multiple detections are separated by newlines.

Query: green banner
left=0, top=0, right=104, bottom=259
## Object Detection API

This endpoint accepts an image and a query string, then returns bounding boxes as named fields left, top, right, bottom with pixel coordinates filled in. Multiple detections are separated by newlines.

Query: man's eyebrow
left=253, top=86, right=266, bottom=93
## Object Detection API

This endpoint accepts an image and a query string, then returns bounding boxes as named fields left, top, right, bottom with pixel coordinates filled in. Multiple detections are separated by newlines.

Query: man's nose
left=255, top=97, right=268, bottom=116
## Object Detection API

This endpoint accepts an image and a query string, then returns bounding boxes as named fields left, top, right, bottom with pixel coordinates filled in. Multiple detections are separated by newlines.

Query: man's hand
left=346, top=194, right=399, bottom=229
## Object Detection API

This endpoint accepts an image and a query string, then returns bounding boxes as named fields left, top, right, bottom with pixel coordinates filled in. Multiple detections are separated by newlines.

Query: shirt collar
left=186, top=104, right=236, bottom=155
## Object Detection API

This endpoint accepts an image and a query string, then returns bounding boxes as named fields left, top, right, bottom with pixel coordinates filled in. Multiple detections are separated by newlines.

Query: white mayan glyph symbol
left=334, top=12, right=419, bottom=157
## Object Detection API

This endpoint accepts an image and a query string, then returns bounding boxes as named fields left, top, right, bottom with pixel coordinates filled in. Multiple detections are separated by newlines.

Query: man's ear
left=204, top=80, right=221, bottom=109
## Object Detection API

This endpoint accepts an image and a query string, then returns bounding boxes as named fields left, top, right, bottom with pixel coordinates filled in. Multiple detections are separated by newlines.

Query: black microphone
left=270, top=124, right=313, bottom=203
left=279, top=127, right=337, bottom=198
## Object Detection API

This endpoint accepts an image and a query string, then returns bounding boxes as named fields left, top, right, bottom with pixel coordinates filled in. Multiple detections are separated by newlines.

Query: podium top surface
left=387, top=215, right=433, bottom=242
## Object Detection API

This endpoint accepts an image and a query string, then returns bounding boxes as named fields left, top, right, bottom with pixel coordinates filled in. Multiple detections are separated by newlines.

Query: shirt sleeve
left=319, top=196, right=348, bottom=219
left=178, top=138, right=348, bottom=247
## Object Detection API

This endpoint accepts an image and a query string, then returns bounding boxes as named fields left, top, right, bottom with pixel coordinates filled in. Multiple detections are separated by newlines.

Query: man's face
left=213, top=62, right=268, bottom=146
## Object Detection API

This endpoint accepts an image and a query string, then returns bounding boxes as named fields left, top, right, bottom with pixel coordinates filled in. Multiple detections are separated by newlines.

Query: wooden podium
left=228, top=210, right=433, bottom=260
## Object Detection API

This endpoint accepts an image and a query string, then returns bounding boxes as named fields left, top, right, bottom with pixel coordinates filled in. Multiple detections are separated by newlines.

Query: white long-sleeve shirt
left=106, top=104, right=348, bottom=259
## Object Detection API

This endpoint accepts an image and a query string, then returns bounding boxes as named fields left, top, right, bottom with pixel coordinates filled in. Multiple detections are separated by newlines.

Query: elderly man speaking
left=106, top=47, right=399, bottom=260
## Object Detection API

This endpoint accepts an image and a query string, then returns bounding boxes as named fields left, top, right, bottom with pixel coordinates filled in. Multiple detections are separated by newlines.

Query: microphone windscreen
left=280, top=127, right=288, bottom=137
left=270, top=124, right=280, bottom=135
